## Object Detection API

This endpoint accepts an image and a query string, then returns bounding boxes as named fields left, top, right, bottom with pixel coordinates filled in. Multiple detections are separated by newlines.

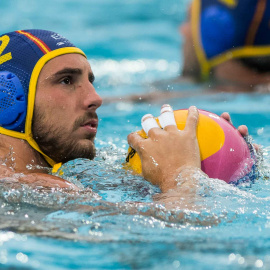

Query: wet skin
left=33, top=54, right=103, bottom=163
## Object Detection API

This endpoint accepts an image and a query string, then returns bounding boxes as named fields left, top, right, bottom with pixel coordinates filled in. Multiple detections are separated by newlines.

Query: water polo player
left=0, top=29, right=199, bottom=191
left=0, top=29, right=255, bottom=193
left=0, top=29, right=104, bottom=189
left=115, top=0, right=270, bottom=103
left=181, top=0, right=270, bottom=87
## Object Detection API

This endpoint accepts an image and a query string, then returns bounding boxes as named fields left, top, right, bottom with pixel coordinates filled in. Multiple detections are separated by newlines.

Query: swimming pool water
left=1, top=0, right=270, bottom=269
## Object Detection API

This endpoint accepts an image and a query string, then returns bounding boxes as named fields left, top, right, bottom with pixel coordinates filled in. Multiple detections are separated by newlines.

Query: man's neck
left=212, top=60, right=270, bottom=92
left=0, top=134, right=49, bottom=174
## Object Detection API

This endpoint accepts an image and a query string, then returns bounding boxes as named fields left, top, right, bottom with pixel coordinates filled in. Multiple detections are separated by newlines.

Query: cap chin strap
left=52, top=162, right=63, bottom=173
left=26, top=135, right=57, bottom=166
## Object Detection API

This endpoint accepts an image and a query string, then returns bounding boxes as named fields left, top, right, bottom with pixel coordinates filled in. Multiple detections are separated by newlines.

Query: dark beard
left=32, top=110, right=97, bottom=164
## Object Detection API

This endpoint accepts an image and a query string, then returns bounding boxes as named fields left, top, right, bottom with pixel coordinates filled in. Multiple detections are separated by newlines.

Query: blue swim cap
left=191, top=0, right=270, bottom=78
left=0, top=29, right=86, bottom=166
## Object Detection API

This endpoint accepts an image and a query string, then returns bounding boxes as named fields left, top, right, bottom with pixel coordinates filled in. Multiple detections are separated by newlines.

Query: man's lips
left=80, top=119, right=98, bottom=133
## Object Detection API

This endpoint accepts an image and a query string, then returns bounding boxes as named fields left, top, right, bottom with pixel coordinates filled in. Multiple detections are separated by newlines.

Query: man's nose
left=83, top=82, right=103, bottom=110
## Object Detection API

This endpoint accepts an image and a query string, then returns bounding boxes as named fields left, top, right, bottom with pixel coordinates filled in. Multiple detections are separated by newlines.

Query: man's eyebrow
left=54, top=68, right=83, bottom=76
left=52, top=67, right=95, bottom=83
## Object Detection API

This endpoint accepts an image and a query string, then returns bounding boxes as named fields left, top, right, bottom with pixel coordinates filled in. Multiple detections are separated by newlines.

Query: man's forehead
left=42, top=53, right=91, bottom=74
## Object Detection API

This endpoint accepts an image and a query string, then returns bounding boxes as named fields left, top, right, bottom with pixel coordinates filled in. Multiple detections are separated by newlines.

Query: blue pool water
left=1, top=0, right=270, bottom=269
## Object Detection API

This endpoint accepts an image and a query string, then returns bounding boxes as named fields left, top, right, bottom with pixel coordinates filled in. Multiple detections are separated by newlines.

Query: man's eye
left=89, top=74, right=95, bottom=84
left=61, top=77, right=72, bottom=85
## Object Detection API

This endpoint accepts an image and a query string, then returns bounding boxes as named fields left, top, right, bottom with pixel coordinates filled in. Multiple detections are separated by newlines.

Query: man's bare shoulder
left=0, top=164, right=79, bottom=190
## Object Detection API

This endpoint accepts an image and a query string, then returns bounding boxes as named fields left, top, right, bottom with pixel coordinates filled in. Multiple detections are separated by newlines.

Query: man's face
left=180, top=4, right=201, bottom=79
left=33, top=53, right=103, bottom=163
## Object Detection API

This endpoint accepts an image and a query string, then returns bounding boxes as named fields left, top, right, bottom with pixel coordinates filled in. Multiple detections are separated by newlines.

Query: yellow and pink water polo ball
left=125, top=109, right=255, bottom=184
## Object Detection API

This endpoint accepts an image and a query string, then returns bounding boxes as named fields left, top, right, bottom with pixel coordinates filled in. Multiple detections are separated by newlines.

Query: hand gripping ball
left=125, top=109, right=255, bottom=184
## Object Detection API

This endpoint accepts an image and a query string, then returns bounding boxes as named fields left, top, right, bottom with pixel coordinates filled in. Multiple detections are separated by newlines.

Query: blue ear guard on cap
left=0, top=71, right=26, bottom=131
left=200, top=5, right=235, bottom=58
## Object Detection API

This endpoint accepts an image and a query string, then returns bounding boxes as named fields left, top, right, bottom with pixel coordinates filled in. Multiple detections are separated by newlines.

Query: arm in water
left=0, top=165, right=79, bottom=190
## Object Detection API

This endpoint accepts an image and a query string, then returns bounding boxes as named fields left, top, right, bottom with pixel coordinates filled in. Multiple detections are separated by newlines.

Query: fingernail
left=161, top=104, right=173, bottom=114
left=141, top=114, right=154, bottom=123
left=190, top=105, right=197, bottom=112
left=159, top=105, right=176, bottom=128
